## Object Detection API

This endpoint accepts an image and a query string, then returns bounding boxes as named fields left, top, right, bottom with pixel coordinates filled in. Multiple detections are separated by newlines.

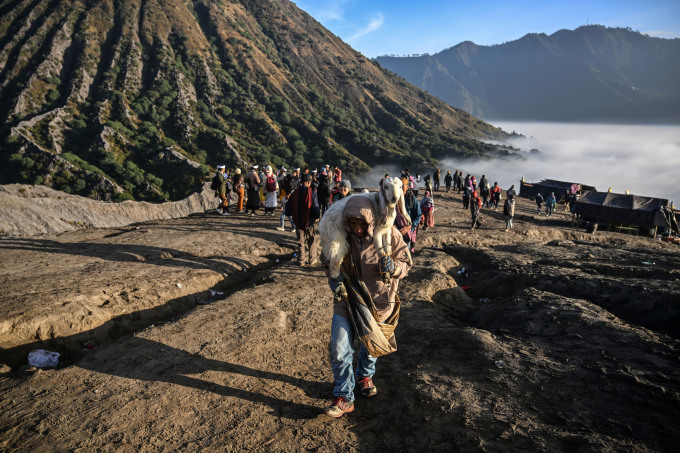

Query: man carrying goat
left=322, top=195, right=412, bottom=418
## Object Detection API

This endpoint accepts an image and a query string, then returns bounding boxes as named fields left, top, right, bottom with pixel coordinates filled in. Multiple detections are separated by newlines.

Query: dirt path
left=1, top=191, right=679, bottom=451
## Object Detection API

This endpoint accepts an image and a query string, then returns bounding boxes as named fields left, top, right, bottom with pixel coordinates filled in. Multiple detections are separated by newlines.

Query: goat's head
left=377, top=177, right=405, bottom=225
left=380, top=177, right=402, bottom=208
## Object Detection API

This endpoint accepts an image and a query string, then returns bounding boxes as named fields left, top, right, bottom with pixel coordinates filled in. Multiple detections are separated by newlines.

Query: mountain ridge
left=375, top=25, right=680, bottom=123
left=0, top=0, right=510, bottom=202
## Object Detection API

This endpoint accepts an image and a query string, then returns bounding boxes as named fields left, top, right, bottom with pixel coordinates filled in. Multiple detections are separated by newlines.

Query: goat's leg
left=383, top=228, right=394, bottom=284
left=374, top=230, right=386, bottom=257
left=384, top=225, right=393, bottom=257
left=374, top=229, right=392, bottom=285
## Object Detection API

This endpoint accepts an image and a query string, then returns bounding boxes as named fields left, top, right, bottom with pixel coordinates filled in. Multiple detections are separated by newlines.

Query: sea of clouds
left=440, top=122, right=680, bottom=206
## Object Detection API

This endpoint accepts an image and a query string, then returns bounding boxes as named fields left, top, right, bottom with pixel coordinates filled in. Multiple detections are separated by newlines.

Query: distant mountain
left=0, top=0, right=509, bottom=202
left=376, top=26, right=680, bottom=123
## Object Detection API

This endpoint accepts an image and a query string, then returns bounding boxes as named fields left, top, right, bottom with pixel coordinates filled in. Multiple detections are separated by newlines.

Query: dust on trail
left=1, top=191, right=679, bottom=451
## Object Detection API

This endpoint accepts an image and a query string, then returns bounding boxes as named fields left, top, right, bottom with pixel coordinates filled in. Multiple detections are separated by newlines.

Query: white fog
left=439, top=122, right=680, bottom=206
left=353, top=122, right=679, bottom=206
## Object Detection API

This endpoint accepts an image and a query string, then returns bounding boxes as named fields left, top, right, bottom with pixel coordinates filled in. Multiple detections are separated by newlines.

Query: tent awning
left=574, top=191, right=671, bottom=228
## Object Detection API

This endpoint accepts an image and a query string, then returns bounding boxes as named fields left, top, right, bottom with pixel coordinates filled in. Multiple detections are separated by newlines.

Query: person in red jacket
left=491, top=182, right=502, bottom=209
left=470, top=190, right=482, bottom=230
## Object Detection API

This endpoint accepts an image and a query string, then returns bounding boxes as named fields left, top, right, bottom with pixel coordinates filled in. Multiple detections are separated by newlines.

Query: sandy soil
left=0, top=183, right=217, bottom=237
left=1, top=189, right=679, bottom=452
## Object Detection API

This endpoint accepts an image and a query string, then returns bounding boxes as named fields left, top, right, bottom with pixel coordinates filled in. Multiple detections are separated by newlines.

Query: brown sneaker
left=325, top=397, right=354, bottom=418
left=358, top=377, right=377, bottom=397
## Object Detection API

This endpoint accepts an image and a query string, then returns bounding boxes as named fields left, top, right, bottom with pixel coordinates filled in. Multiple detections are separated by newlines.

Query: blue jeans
left=330, top=314, right=377, bottom=402
left=279, top=212, right=295, bottom=229
left=279, top=197, right=295, bottom=229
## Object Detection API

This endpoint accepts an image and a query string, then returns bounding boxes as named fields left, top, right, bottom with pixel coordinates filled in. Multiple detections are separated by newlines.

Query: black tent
left=574, top=191, right=676, bottom=231
left=519, top=179, right=596, bottom=201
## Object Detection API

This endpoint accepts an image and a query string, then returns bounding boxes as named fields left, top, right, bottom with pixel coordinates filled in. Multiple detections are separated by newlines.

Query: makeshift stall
left=574, top=191, right=676, bottom=236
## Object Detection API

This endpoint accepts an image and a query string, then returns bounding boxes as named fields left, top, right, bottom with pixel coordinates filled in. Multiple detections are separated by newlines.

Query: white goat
left=319, top=177, right=411, bottom=282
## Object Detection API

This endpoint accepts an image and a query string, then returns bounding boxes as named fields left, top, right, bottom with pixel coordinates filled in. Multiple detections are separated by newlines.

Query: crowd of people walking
left=211, top=163, right=570, bottom=260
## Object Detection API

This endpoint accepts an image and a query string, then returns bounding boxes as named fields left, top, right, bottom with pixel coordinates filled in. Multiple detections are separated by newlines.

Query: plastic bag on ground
left=28, top=349, right=60, bottom=368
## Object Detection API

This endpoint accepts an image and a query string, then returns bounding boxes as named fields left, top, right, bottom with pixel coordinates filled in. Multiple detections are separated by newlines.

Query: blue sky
left=292, top=0, right=680, bottom=58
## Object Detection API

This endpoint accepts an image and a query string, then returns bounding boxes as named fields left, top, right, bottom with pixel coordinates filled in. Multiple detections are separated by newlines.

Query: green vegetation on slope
left=0, top=0, right=508, bottom=201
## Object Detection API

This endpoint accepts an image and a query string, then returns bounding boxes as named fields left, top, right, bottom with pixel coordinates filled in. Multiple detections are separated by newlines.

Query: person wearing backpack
left=212, top=165, right=230, bottom=216
left=262, top=165, right=279, bottom=216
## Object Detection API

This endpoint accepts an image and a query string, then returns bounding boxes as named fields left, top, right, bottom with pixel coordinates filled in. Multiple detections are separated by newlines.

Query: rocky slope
left=0, top=0, right=510, bottom=202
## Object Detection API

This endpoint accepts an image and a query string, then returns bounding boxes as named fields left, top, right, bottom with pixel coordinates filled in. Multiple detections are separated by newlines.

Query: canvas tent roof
left=519, top=179, right=596, bottom=200
left=574, top=191, right=673, bottom=229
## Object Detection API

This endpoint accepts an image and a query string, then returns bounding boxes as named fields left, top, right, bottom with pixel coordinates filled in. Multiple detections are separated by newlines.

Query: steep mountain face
left=376, top=26, right=680, bottom=123
left=0, top=0, right=508, bottom=202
